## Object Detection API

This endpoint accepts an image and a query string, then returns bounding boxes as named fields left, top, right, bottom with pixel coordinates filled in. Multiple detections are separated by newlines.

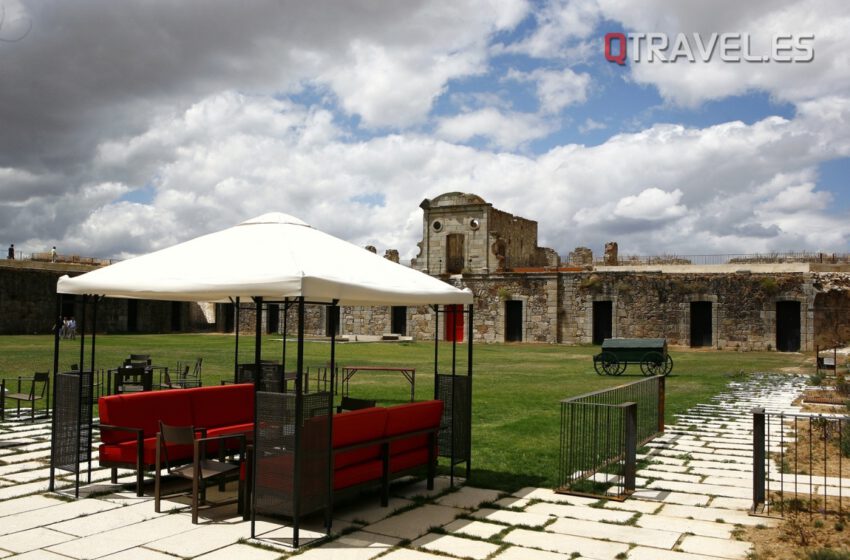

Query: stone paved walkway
left=0, top=373, right=809, bottom=559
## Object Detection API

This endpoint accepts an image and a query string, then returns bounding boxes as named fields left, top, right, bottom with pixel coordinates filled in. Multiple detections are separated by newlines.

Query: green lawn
left=0, top=334, right=810, bottom=491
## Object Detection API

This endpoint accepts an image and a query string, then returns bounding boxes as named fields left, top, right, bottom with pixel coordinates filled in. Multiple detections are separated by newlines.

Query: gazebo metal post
left=466, top=303, right=473, bottom=479
left=79, top=294, right=87, bottom=384
left=325, top=300, right=338, bottom=530
left=249, top=296, right=262, bottom=540
left=449, top=304, right=456, bottom=486
left=86, top=296, right=98, bottom=483
left=281, top=298, right=288, bottom=370
left=234, top=297, right=240, bottom=383
left=48, top=293, right=62, bottom=492
left=254, top=297, right=263, bottom=376
left=293, top=296, right=305, bottom=548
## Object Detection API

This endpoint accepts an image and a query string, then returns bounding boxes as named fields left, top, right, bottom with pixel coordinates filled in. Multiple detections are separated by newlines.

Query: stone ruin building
left=2, top=191, right=849, bottom=352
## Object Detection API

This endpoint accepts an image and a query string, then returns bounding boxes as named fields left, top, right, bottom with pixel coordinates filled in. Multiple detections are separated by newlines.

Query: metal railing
left=557, top=376, right=665, bottom=500
left=752, top=409, right=850, bottom=517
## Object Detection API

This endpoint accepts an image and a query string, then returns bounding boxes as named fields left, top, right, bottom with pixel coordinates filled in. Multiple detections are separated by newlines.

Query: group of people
left=6, top=244, right=58, bottom=261
left=59, top=316, right=77, bottom=340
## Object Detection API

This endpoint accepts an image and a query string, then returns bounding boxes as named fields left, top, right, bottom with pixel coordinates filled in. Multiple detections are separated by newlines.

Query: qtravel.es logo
left=604, top=32, right=814, bottom=65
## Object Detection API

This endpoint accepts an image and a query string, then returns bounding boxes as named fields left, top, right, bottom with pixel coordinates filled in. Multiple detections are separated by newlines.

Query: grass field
left=0, top=334, right=811, bottom=491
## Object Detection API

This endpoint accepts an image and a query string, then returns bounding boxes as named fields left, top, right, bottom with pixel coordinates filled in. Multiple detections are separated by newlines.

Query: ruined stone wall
left=412, top=195, right=488, bottom=274
left=463, top=274, right=559, bottom=342
left=488, top=208, right=540, bottom=268
left=561, top=271, right=816, bottom=350
left=813, top=274, right=850, bottom=348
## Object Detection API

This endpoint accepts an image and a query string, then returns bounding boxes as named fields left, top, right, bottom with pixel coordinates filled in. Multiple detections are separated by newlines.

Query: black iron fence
left=557, top=376, right=665, bottom=500
left=753, top=409, right=850, bottom=517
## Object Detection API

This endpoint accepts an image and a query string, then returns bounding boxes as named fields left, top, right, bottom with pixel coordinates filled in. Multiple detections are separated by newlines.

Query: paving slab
left=50, top=500, right=169, bottom=537
left=46, top=509, right=198, bottom=558
left=495, top=496, right=531, bottom=509
left=688, top=467, right=749, bottom=479
left=627, top=546, right=731, bottom=560
left=638, top=470, right=703, bottom=483
left=504, top=527, right=629, bottom=559
left=412, top=533, right=501, bottom=560
left=0, top=550, right=66, bottom=560
left=493, top=546, right=579, bottom=560
left=435, top=486, right=502, bottom=509
left=193, top=543, right=288, bottom=560
left=0, top=497, right=119, bottom=536
left=526, top=502, right=633, bottom=523
left=513, top=487, right=598, bottom=506
left=0, top=494, right=65, bottom=518
left=0, top=460, right=44, bottom=476
left=708, top=497, right=752, bottom=511
left=471, top=507, right=552, bottom=528
left=635, top=514, right=734, bottom=539
left=602, top=499, right=661, bottom=514
left=547, top=517, right=681, bottom=549
left=145, top=520, right=249, bottom=557
left=658, top=504, right=765, bottom=526
left=100, top=549, right=183, bottom=560
left=0, top=526, right=75, bottom=554
left=630, top=489, right=710, bottom=506
left=444, top=518, right=506, bottom=539
left=296, top=531, right=399, bottom=560
left=643, top=463, right=691, bottom=473
left=647, top=480, right=751, bottom=500
left=678, top=535, right=752, bottom=559
left=391, top=476, right=457, bottom=500
left=333, top=496, right=414, bottom=525
left=361, top=504, right=461, bottom=540
left=379, top=549, right=449, bottom=560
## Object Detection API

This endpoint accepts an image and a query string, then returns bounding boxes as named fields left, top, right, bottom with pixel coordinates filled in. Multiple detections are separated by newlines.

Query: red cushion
left=335, top=445, right=382, bottom=470
left=390, top=434, right=429, bottom=456
left=384, top=401, right=443, bottom=437
left=334, top=460, right=383, bottom=490
left=99, top=438, right=193, bottom=466
left=99, top=391, right=193, bottom=444
left=190, top=385, right=254, bottom=429
left=206, top=423, right=254, bottom=439
left=389, top=448, right=430, bottom=473
left=332, top=407, right=387, bottom=448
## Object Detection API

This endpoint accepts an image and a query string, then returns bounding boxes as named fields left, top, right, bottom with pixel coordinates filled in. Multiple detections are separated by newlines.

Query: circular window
left=470, top=218, right=480, bottom=230
left=432, top=220, right=443, bottom=232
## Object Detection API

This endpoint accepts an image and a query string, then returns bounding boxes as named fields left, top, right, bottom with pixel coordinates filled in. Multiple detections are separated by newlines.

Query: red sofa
left=98, top=383, right=254, bottom=495
left=99, top=384, right=443, bottom=503
left=332, top=400, right=443, bottom=504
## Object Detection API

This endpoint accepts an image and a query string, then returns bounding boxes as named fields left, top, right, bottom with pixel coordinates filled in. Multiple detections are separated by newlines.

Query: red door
left=444, top=305, right=464, bottom=342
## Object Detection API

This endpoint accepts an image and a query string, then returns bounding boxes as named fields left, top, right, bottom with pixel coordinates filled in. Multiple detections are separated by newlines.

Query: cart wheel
left=599, top=352, right=620, bottom=376
left=641, top=352, right=665, bottom=376
left=663, top=354, right=674, bottom=376
left=593, top=355, right=606, bottom=376
left=613, top=360, right=627, bottom=376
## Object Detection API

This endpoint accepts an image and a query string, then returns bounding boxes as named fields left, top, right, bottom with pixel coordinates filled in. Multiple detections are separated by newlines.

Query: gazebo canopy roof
left=57, top=212, right=472, bottom=306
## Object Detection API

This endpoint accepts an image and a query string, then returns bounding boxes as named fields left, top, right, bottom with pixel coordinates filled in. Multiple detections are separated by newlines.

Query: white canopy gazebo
left=50, top=213, right=474, bottom=547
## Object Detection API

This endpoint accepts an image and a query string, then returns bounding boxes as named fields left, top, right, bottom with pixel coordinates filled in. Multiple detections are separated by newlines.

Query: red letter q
left=605, top=32, right=627, bottom=65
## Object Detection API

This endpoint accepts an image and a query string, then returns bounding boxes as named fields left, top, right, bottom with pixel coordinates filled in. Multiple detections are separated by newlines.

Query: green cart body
left=593, top=338, right=673, bottom=376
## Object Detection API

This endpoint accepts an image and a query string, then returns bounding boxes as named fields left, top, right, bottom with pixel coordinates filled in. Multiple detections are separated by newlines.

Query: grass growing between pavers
left=0, top=334, right=810, bottom=491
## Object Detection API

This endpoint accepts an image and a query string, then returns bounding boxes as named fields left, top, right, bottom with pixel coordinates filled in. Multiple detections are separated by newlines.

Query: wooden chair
left=1, top=372, right=50, bottom=421
left=114, top=366, right=151, bottom=394
left=154, top=422, right=245, bottom=523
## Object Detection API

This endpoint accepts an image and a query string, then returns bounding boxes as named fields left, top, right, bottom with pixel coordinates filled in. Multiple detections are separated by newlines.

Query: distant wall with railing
left=557, top=376, right=665, bottom=500
left=586, top=251, right=850, bottom=267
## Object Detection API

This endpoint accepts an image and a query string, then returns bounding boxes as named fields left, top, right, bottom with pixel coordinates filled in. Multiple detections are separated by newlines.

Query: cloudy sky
left=1, top=0, right=848, bottom=262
